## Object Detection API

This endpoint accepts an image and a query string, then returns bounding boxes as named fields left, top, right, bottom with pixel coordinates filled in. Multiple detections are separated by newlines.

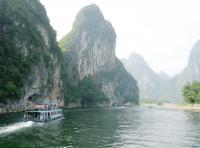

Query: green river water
left=0, top=106, right=200, bottom=148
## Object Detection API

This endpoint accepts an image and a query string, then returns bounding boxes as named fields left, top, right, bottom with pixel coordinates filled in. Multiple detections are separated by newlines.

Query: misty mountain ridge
left=122, top=40, right=200, bottom=103
left=122, top=52, right=168, bottom=101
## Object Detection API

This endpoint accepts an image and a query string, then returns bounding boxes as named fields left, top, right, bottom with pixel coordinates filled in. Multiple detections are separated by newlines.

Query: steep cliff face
left=60, top=4, right=139, bottom=106
left=96, top=59, right=139, bottom=105
left=61, top=4, right=116, bottom=80
left=0, top=0, right=64, bottom=113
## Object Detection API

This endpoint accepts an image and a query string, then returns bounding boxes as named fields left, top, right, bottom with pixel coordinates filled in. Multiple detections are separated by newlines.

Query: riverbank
left=160, top=103, right=200, bottom=111
left=0, top=101, right=138, bottom=114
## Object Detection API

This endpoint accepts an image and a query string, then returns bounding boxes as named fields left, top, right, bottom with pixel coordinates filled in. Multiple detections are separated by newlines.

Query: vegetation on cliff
left=182, top=81, right=200, bottom=104
left=79, top=76, right=108, bottom=107
left=61, top=54, right=109, bottom=106
left=0, top=0, right=62, bottom=103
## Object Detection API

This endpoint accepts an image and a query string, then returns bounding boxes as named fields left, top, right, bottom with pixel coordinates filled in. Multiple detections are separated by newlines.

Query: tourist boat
left=24, top=105, right=62, bottom=122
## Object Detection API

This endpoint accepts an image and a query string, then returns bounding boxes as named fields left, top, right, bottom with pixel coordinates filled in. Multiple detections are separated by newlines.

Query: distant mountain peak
left=129, top=52, right=145, bottom=61
left=188, top=40, right=200, bottom=66
left=126, top=52, right=153, bottom=72
left=158, top=71, right=170, bottom=79
left=74, top=4, right=104, bottom=29
left=78, top=4, right=102, bottom=17
left=122, top=52, right=166, bottom=100
left=122, top=40, right=200, bottom=103
left=81, top=4, right=101, bottom=10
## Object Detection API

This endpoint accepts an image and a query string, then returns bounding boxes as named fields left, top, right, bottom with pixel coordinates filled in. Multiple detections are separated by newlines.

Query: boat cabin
left=24, top=105, right=62, bottom=122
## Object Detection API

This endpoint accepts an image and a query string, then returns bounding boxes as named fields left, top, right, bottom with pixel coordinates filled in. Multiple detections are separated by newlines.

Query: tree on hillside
left=78, top=75, right=108, bottom=107
left=182, top=81, right=200, bottom=104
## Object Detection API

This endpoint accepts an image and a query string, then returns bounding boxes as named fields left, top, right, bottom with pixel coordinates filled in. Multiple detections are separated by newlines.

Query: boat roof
left=26, top=109, right=62, bottom=113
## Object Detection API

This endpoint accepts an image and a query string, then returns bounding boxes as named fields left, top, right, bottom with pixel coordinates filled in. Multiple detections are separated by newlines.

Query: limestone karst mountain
left=0, top=1, right=139, bottom=112
left=0, top=0, right=64, bottom=113
left=60, top=4, right=139, bottom=107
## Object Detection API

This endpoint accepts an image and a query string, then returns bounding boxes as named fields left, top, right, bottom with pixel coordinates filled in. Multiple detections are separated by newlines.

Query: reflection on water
left=0, top=107, right=200, bottom=147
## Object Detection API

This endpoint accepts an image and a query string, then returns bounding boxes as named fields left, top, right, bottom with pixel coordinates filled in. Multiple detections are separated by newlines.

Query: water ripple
left=1, top=107, right=200, bottom=147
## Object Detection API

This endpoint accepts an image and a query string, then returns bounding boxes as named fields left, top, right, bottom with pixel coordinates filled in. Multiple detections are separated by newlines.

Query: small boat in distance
left=24, top=104, right=62, bottom=122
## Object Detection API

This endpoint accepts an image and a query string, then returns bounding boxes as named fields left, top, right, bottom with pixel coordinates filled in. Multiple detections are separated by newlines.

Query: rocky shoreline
left=0, top=101, right=138, bottom=114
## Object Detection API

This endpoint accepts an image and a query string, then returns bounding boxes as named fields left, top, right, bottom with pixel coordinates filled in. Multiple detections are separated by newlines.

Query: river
left=0, top=106, right=200, bottom=147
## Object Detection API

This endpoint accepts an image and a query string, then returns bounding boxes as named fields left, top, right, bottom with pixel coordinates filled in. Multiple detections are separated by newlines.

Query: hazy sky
left=40, top=0, right=200, bottom=76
